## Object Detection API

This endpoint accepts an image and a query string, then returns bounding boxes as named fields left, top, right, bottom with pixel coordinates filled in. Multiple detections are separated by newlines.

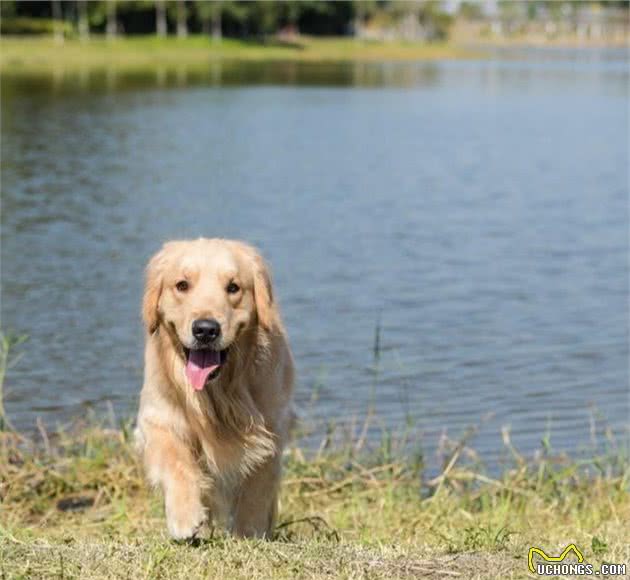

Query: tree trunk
left=156, top=0, right=167, bottom=37
left=51, top=0, right=64, bottom=44
left=406, top=0, right=421, bottom=41
left=177, top=0, right=188, bottom=38
left=77, top=0, right=89, bottom=41
left=211, top=1, right=222, bottom=43
left=353, top=1, right=365, bottom=40
left=107, top=0, right=117, bottom=39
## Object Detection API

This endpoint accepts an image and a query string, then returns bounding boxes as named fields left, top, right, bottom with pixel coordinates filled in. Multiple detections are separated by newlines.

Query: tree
left=51, top=0, right=63, bottom=43
left=221, top=1, right=249, bottom=36
left=156, top=0, right=167, bottom=36
left=176, top=0, right=188, bottom=38
left=106, top=0, right=117, bottom=38
left=249, top=1, right=280, bottom=37
left=279, top=1, right=330, bottom=34
left=196, top=0, right=222, bottom=41
left=418, top=1, right=453, bottom=41
left=284, top=1, right=301, bottom=31
left=77, top=0, right=89, bottom=40
left=352, top=0, right=377, bottom=38
left=211, top=1, right=222, bottom=42
left=459, top=2, right=483, bottom=20
left=0, top=1, right=16, bottom=19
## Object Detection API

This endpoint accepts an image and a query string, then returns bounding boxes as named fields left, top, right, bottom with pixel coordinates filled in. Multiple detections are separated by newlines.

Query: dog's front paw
left=165, top=495, right=207, bottom=541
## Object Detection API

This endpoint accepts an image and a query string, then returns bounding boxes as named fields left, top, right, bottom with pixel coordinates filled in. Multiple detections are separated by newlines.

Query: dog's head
left=142, top=238, right=277, bottom=390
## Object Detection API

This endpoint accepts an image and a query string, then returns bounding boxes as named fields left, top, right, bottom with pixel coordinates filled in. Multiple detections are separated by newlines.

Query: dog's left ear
left=251, top=251, right=277, bottom=332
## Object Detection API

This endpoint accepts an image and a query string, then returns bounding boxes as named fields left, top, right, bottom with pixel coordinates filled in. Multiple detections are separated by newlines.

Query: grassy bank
left=0, top=35, right=482, bottom=74
left=1, top=418, right=628, bottom=580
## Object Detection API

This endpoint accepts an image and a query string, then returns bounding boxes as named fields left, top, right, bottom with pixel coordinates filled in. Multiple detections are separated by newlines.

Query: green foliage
left=248, top=1, right=282, bottom=36
left=2, top=0, right=627, bottom=40
left=85, top=1, right=111, bottom=30
left=0, top=17, right=73, bottom=36
left=194, top=0, right=216, bottom=23
left=0, top=0, right=458, bottom=39
left=418, top=1, right=454, bottom=41
left=459, top=1, right=483, bottom=20
left=0, top=1, right=17, bottom=19
left=591, top=536, right=608, bottom=556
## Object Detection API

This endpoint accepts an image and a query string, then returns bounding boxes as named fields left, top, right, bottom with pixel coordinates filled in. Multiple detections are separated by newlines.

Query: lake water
left=2, top=50, right=628, bottom=466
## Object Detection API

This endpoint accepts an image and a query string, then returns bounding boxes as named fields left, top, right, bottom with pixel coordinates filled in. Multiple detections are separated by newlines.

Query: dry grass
left=0, top=416, right=628, bottom=579
left=0, top=338, right=627, bottom=579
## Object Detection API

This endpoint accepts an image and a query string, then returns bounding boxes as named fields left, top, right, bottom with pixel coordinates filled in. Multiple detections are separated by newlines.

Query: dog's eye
left=175, top=280, right=189, bottom=292
left=226, top=282, right=240, bottom=294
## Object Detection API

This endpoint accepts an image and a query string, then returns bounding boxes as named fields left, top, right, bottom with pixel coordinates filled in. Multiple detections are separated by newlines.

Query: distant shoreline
left=0, top=36, right=484, bottom=74
left=3, top=35, right=626, bottom=76
left=2, top=35, right=626, bottom=75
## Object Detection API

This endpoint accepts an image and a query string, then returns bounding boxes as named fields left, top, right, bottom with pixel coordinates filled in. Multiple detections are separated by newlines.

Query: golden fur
left=135, top=238, right=294, bottom=539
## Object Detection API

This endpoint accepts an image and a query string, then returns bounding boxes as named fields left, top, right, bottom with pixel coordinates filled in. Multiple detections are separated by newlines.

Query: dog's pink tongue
left=185, top=350, right=221, bottom=391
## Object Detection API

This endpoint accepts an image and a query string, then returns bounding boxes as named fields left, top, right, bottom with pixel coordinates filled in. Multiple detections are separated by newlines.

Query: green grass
left=1, top=417, right=628, bottom=579
left=0, top=35, right=483, bottom=74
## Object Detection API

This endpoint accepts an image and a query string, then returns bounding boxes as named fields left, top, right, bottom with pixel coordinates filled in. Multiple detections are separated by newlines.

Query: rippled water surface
left=2, top=52, right=628, bottom=463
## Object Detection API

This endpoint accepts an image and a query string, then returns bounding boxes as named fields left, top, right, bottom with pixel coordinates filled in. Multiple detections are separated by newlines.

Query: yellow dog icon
left=528, top=544, right=585, bottom=573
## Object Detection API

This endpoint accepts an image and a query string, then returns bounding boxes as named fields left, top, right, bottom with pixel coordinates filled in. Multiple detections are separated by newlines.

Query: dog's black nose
left=192, top=319, right=221, bottom=343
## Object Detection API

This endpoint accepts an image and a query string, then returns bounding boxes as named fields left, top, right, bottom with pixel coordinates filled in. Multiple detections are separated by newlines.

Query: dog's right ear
left=142, top=247, right=166, bottom=334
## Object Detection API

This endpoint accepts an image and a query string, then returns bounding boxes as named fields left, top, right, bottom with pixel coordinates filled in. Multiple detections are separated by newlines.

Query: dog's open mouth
left=183, top=348, right=228, bottom=391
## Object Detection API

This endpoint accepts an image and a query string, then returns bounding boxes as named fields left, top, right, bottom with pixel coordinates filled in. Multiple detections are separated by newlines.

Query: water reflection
left=1, top=60, right=443, bottom=95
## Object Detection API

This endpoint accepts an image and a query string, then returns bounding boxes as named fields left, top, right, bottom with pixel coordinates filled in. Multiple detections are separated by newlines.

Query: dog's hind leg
left=231, top=453, right=281, bottom=539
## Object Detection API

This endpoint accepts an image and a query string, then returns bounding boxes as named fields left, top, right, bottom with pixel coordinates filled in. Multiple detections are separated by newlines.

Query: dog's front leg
left=232, top=452, right=281, bottom=538
left=141, top=423, right=207, bottom=540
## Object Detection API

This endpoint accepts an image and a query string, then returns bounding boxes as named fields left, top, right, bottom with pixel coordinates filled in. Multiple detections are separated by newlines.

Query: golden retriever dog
left=135, top=238, right=294, bottom=540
